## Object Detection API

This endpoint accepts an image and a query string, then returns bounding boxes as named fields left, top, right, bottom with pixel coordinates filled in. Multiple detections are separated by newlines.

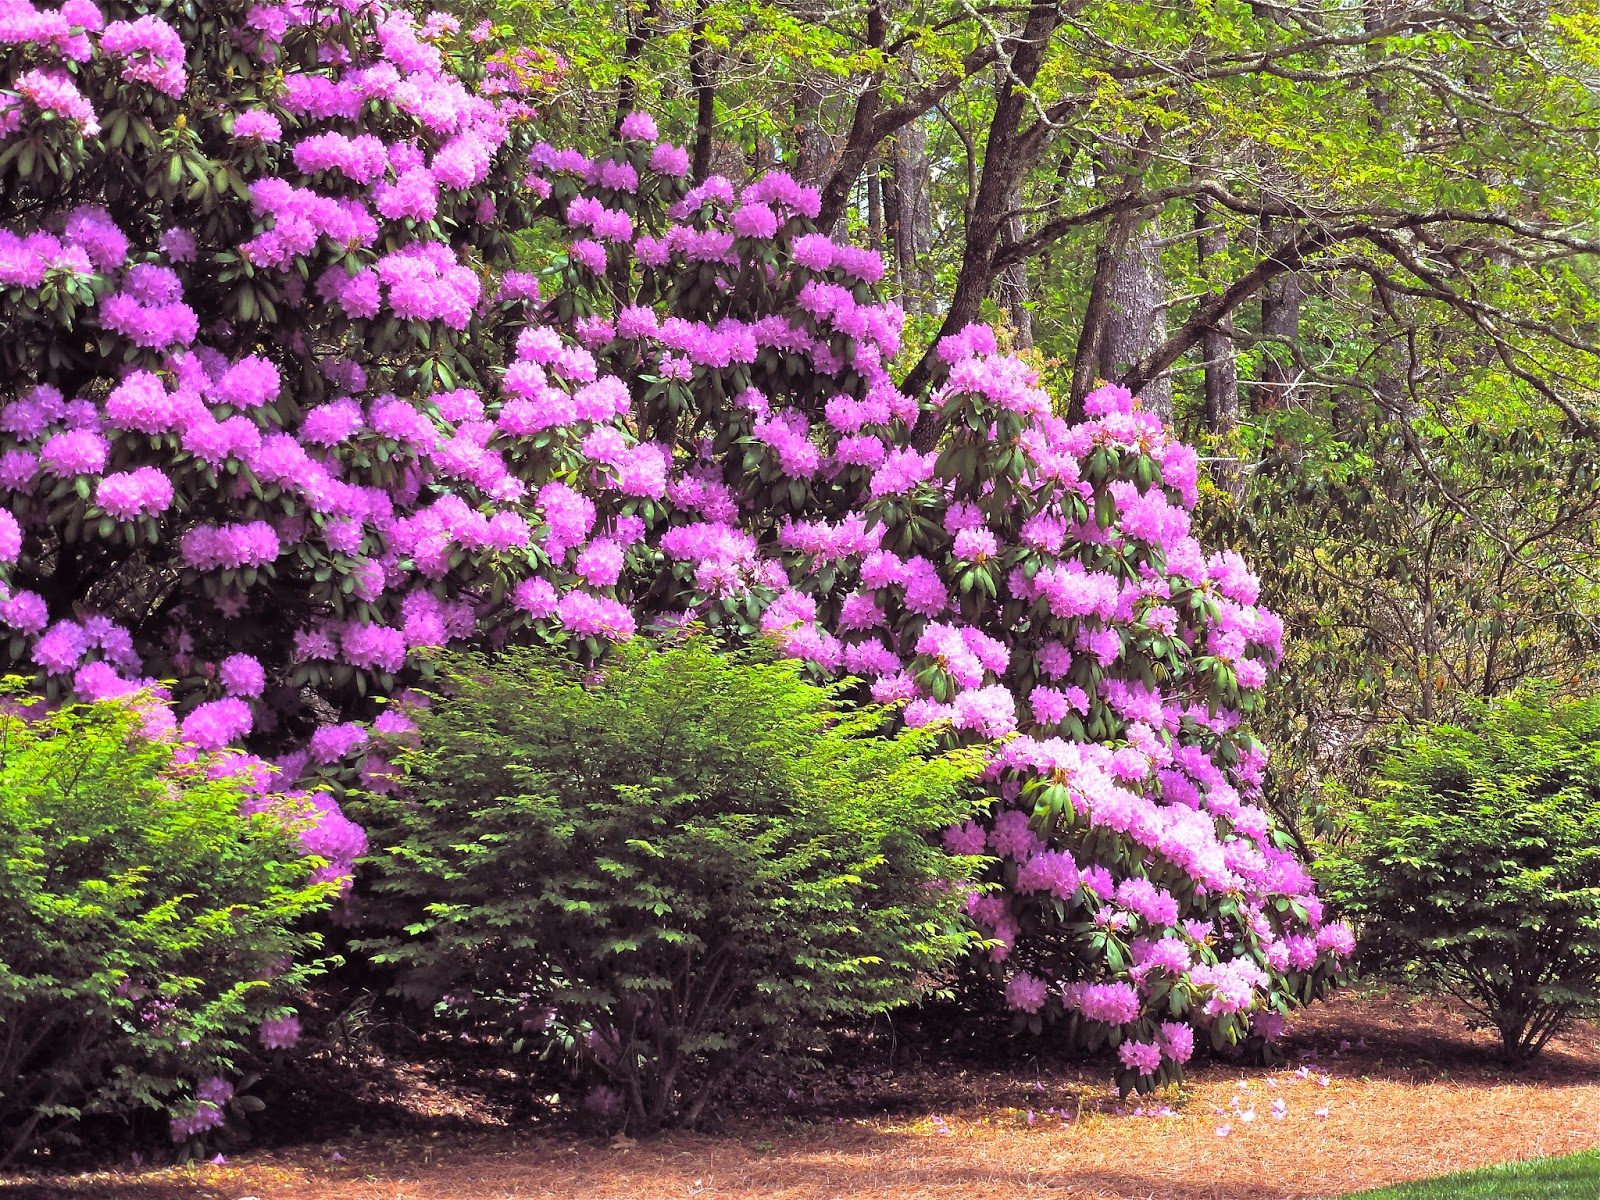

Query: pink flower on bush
left=308, top=721, right=368, bottom=763
left=942, top=820, right=988, bottom=856
left=1005, top=972, right=1048, bottom=1013
left=0, top=510, right=19, bottom=562
left=181, top=698, right=254, bottom=750
left=649, top=142, right=689, bottom=176
left=1158, top=1021, right=1195, bottom=1063
left=32, top=621, right=86, bottom=675
left=100, top=16, right=186, bottom=96
left=39, top=429, right=108, bottom=476
left=1117, top=1039, right=1162, bottom=1076
left=219, top=654, right=266, bottom=697
left=97, top=467, right=174, bottom=519
left=618, top=111, right=658, bottom=140
left=15, top=68, right=98, bottom=133
left=233, top=109, right=282, bottom=141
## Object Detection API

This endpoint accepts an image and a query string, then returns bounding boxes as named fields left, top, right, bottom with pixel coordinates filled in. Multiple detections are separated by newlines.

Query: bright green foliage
left=355, top=640, right=987, bottom=1131
left=0, top=693, right=337, bottom=1165
left=1339, top=1149, right=1600, bottom=1199
left=1322, top=691, right=1600, bottom=1062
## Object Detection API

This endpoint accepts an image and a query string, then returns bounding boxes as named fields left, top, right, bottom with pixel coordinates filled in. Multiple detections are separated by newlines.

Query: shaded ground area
left=6, top=988, right=1600, bottom=1200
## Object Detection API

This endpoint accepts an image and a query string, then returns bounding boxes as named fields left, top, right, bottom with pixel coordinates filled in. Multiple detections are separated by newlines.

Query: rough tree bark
left=867, top=153, right=884, bottom=252
left=888, top=121, right=935, bottom=313
left=1194, top=183, right=1240, bottom=434
left=1069, top=204, right=1137, bottom=410
left=1099, top=221, right=1172, bottom=421
left=792, top=82, right=834, bottom=189
left=689, top=2, right=716, bottom=184
left=997, top=181, right=1034, bottom=349
left=1256, top=216, right=1302, bottom=409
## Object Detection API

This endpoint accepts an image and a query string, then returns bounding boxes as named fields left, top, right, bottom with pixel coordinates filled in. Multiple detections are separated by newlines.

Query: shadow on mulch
left=245, top=985, right=1600, bottom=1145
left=6, top=984, right=1599, bottom=1200
left=1282, top=985, right=1600, bottom=1086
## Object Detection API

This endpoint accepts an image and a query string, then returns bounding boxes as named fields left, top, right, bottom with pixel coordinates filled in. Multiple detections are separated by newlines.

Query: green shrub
left=0, top=694, right=337, bottom=1165
left=356, top=641, right=987, bottom=1131
left=1322, top=690, right=1600, bottom=1062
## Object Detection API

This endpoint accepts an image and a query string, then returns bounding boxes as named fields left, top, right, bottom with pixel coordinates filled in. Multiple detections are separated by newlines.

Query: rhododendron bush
left=527, top=157, right=1354, bottom=1090
left=0, top=0, right=1349, bottom=1102
left=0, top=0, right=560, bottom=888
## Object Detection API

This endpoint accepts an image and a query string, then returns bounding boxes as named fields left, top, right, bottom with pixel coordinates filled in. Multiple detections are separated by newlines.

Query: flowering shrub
left=0, top=0, right=569, bottom=881
left=516, top=139, right=1354, bottom=1091
left=1324, top=690, right=1600, bottom=1062
left=355, top=640, right=986, bottom=1131
left=0, top=690, right=336, bottom=1166
left=0, top=0, right=1349, bottom=1095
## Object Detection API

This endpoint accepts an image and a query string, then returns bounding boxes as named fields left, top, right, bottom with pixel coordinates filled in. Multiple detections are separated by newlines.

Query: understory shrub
left=1323, top=690, right=1600, bottom=1062
left=0, top=692, right=337, bottom=1165
left=355, top=641, right=987, bottom=1131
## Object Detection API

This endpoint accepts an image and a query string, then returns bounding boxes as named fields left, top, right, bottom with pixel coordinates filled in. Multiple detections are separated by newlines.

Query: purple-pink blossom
left=1118, top=1039, right=1163, bottom=1076
left=181, top=698, right=254, bottom=750
left=1005, top=972, right=1049, bottom=1013
left=0, top=510, right=19, bottom=563
left=97, top=467, right=174, bottom=519
left=259, top=1015, right=302, bottom=1049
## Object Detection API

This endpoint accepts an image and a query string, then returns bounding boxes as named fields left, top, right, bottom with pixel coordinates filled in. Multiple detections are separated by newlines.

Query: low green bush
left=0, top=694, right=337, bottom=1165
left=1322, top=690, right=1600, bottom=1062
left=355, top=641, right=987, bottom=1131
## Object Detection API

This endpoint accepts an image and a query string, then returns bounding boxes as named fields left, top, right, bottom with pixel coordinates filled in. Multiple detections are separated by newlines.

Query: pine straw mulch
left=8, top=987, right=1600, bottom=1200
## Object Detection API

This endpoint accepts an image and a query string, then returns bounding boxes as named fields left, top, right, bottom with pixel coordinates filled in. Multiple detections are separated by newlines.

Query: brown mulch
left=6, top=988, right=1600, bottom=1200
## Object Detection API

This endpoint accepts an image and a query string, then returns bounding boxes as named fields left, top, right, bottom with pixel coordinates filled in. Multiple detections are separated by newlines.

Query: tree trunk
left=888, top=122, right=935, bottom=313
left=1098, top=221, right=1172, bottom=422
left=1257, top=215, right=1302, bottom=410
left=866, top=153, right=884, bottom=252
left=884, top=145, right=903, bottom=296
left=1065, top=143, right=1167, bottom=418
left=1369, top=277, right=1416, bottom=421
left=689, top=5, right=716, bottom=184
left=614, top=0, right=662, bottom=131
left=792, top=83, right=834, bottom=188
left=748, top=106, right=776, bottom=175
left=997, top=181, right=1034, bottom=349
left=1068, top=208, right=1136, bottom=412
left=902, top=0, right=1068, bottom=415
left=814, top=0, right=885, bottom=235
left=1194, top=186, right=1239, bottom=435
